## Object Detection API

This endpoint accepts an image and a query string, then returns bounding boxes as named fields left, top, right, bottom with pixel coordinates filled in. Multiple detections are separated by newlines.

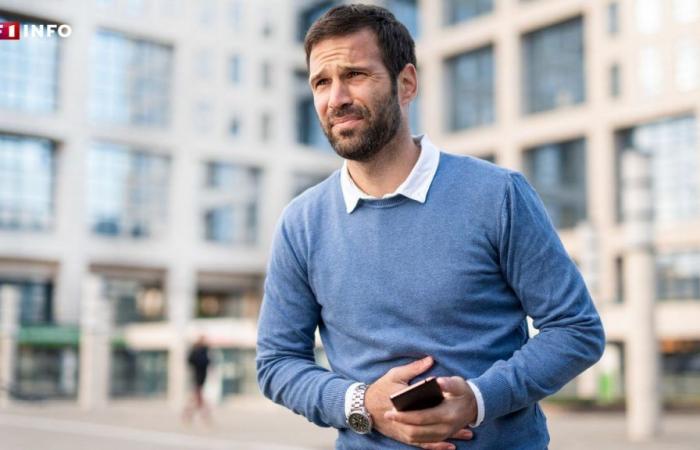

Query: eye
left=315, top=78, right=329, bottom=88
left=347, top=71, right=363, bottom=78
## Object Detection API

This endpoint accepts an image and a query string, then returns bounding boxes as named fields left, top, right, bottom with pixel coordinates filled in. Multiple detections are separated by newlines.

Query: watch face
left=348, top=412, right=371, bottom=434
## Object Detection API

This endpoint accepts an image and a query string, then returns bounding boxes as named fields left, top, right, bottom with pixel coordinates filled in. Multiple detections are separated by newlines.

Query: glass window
left=673, top=0, right=700, bottom=23
left=111, top=349, right=168, bottom=397
left=610, top=63, right=621, bottom=98
left=608, top=2, right=620, bottom=35
left=447, top=46, right=495, bottom=131
left=0, top=13, right=59, bottom=113
left=522, top=17, right=585, bottom=114
left=445, top=0, right=493, bottom=25
left=261, top=113, right=272, bottom=141
left=87, top=142, right=170, bottom=238
left=104, top=277, right=165, bottom=324
left=202, top=162, right=260, bottom=245
left=638, top=46, right=663, bottom=97
left=387, top=0, right=419, bottom=38
left=616, top=115, right=699, bottom=224
left=0, top=279, right=53, bottom=325
left=90, top=30, right=173, bottom=127
left=219, top=348, right=258, bottom=396
left=0, top=134, right=54, bottom=231
left=675, top=39, right=700, bottom=92
left=298, top=1, right=337, bottom=41
left=261, top=61, right=272, bottom=88
left=15, top=347, right=78, bottom=398
left=229, top=54, right=242, bottom=85
left=657, top=252, right=700, bottom=301
left=292, top=172, right=329, bottom=198
left=229, top=116, right=241, bottom=137
left=524, top=138, right=587, bottom=229
left=635, top=0, right=662, bottom=34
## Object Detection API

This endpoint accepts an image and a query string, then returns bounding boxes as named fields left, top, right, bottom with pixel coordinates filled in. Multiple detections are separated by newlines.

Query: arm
left=256, top=215, right=354, bottom=429
left=470, top=172, right=606, bottom=421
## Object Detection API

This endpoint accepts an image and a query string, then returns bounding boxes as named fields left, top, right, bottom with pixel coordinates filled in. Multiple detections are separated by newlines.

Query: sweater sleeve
left=470, top=172, right=606, bottom=422
left=256, top=213, right=354, bottom=429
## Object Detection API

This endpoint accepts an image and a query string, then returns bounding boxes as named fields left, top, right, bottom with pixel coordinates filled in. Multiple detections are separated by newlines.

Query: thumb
left=389, top=356, right=434, bottom=382
left=437, top=376, right=469, bottom=398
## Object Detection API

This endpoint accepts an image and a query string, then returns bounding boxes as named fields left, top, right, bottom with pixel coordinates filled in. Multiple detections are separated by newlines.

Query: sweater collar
left=340, top=134, right=440, bottom=214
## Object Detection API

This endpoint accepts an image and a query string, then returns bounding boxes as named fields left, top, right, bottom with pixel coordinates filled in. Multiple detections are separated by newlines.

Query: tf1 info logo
left=0, top=22, right=73, bottom=40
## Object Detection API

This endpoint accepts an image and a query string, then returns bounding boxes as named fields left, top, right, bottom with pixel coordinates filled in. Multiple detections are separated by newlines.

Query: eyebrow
left=309, top=65, right=372, bottom=87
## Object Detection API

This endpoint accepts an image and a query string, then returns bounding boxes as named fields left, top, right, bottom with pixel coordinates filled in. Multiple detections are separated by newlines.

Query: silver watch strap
left=350, top=383, right=368, bottom=412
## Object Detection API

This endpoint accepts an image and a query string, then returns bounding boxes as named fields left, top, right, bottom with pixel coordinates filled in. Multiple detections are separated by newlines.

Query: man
left=183, top=335, right=211, bottom=422
left=256, top=4, right=605, bottom=449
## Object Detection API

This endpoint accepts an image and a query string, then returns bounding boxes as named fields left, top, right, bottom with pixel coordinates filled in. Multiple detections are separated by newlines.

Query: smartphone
left=390, top=376, right=444, bottom=412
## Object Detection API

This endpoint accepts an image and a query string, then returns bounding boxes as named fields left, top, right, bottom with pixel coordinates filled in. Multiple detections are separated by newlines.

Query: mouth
left=331, top=115, right=363, bottom=129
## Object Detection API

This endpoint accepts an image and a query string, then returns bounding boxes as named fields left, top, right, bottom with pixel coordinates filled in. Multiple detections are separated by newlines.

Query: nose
left=328, top=79, right=352, bottom=112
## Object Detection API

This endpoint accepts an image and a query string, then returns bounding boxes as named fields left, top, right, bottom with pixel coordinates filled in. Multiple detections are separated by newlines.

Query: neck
left=346, top=125, right=420, bottom=198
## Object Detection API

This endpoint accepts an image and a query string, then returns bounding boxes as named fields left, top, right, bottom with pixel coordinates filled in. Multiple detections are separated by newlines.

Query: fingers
left=436, top=376, right=468, bottom=397
left=419, top=443, right=456, bottom=450
left=450, top=427, right=474, bottom=440
left=388, top=356, right=434, bottom=382
left=385, top=405, right=447, bottom=426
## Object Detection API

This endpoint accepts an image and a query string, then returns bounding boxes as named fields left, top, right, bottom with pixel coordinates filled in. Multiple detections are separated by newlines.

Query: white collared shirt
left=340, top=134, right=439, bottom=214
left=341, top=134, right=485, bottom=428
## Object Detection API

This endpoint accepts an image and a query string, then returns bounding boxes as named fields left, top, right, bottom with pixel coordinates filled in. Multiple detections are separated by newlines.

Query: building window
left=261, top=61, right=272, bottom=88
left=635, top=0, right=662, bottom=34
left=675, top=39, right=700, bottom=93
left=15, top=347, right=78, bottom=398
left=657, top=252, right=700, bottom=301
left=229, top=55, right=242, bottom=85
left=610, top=63, right=621, bottom=98
left=387, top=0, right=419, bottom=38
left=220, top=348, right=258, bottom=396
left=522, top=17, right=585, bottom=114
left=447, top=46, right=495, bottom=131
left=0, top=134, right=54, bottom=231
left=105, top=277, right=165, bottom=324
left=111, top=349, right=168, bottom=397
left=292, top=172, right=329, bottom=198
left=638, top=46, right=663, bottom=97
left=445, top=0, right=493, bottom=25
left=202, top=163, right=260, bottom=245
left=90, top=30, right=173, bottom=127
left=261, top=113, right=272, bottom=141
left=229, top=116, right=241, bottom=137
left=673, top=0, right=700, bottom=23
left=524, top=138, right=587, bottom=229
left=87, top=142, right=170, bottom=238
left=608, top=2, right=620, bottom=35
left=228, top=0, right=244, bottom=30
left=0, top=13, right=59, bottom=113
left=0, top=279, right=53, bottom=325
left=298, top=1, right=337, bottom=42
left=616, top=115, right=699, bottom=224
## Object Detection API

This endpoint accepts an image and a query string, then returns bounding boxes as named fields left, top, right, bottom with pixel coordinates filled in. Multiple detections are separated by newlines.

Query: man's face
left=308, top=29, right=402, bottom=162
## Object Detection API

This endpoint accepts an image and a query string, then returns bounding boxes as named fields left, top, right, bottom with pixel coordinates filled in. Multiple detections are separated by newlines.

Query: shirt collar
left=340, top=134, right=440, bottom=214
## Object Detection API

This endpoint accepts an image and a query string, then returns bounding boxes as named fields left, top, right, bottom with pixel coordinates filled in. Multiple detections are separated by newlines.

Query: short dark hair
left=304, top=4, right=416, bottom=83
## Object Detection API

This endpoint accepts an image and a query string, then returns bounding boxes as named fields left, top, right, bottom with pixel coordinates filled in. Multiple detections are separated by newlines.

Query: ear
left=397, top=63, right=418, bottom=106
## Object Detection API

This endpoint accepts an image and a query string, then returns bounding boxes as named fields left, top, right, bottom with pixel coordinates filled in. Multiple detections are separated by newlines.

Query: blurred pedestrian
left=183, top=335, right=211, bottom=423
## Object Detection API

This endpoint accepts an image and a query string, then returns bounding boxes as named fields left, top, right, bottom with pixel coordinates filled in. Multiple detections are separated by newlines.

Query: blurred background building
left=0, top=0, right=698, bottom=413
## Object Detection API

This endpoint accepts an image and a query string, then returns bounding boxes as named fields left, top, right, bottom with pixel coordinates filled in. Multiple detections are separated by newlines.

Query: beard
left=322, top=84, right=402, bottom=162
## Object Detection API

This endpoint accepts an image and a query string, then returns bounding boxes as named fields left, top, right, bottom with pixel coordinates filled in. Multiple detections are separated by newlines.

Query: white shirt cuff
left=344, top=382, right=363, bottom=419
left=466, top=380, right=485, bottom=427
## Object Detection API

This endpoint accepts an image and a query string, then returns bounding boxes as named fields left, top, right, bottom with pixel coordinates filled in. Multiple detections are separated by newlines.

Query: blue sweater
left=256, top=153, right=605, bottom=449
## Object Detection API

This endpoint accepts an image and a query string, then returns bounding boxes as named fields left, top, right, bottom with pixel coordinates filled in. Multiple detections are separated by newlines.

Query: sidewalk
left=0, top=397, right=698, bottom=449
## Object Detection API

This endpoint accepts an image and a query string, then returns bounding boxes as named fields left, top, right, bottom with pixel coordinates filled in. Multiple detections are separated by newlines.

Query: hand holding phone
left=389, top=376, right=444, bottom=411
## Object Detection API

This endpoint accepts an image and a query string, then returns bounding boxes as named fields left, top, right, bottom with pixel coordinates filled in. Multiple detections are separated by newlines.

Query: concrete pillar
left=0, top=285, right=20, bottom=408
left=576, top=221, right=601, bottom=399
left=621, top=150, right=661, bottom=441
left=166, top=266, right=194, bottom=411
left=79, top=274, right=112, bottom=410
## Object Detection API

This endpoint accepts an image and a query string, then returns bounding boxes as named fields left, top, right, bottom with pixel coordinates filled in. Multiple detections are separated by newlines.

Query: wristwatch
left=347, top=383, right=373, bottom=434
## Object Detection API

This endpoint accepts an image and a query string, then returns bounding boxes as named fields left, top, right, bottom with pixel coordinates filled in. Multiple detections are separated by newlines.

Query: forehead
left=308, top=28, right=383, bottom=74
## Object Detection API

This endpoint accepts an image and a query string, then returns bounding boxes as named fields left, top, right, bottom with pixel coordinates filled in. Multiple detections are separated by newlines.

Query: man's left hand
left=383, top=376, right=478, bottom=448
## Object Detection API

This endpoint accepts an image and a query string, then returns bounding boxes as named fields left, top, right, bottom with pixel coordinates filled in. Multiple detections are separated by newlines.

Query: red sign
left=0, top=22, right=20, bottom=40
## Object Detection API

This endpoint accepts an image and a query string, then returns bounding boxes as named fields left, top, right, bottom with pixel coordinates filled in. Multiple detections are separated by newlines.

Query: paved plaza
left=0, top=397, right=698, bottom=450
